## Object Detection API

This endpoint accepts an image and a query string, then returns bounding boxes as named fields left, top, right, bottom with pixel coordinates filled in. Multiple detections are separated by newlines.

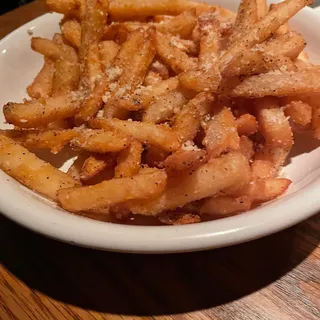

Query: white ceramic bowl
left=0, top=1, right=319, bottom=253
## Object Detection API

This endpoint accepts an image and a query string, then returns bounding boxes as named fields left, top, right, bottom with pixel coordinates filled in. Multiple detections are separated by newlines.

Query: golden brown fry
left=58, top=168, right=167, bottom=212
left=89, top=118, right=181, bottom=152
left=256, top=0, right=268, bottom=19
left=164, top=148, right=207, bottom=171
left=155, top=31, right=197, bottom=74
left=31, top=37, right=61, bottom=60
left=150, top=59, right=170, bottom=79
left=270, top=3, right=290, bottom=37
left=256, top=97, right=293, bottom=149
left=203, top=108, right=240, bottom=158
left=114, top=140, right=143, bottom=178
left=283, top=100, right=312, bottom=127
left=144, top=146, right=169, bottom=168
left=71, top=128, right=130, bottom=153
left=174, top=92, right=214, bottom=142
left=155, top=9, right=197, bottom=39
left=239, top=135, right=254, bottom=160
left=0, top=134, right=79, bottom=200
left=86, top=43, right=103, bottom=90
left=128, top=152, right=251, bottom=215
left=27, top=58, right=55, bottom=99
left=99, top=40, right=120, bottom=71
left=4, top=94, right=79, bottom=128
left=157, top=212, right=201, bottom=225
left=200, top=195, right=251, bottom=215
left=236, top=113, right=259, bottom=136
left=198, top=10, right=220, bottom=70
left=254, top=145, right=290, bottom=170
left=142, top=89, right=187, bottom=124
left=46, top=0, right=79, bottom=16
left=251, top=159, right=277, bottom=179
left=143, top=70, right=163, bottom=86
left=61, top=19, right=81, bottom=48
left=229, top=69, right=320, bottom=98
left=68, top=153, right=89, bottom=182
left=80, top=154, right=115, bottom=181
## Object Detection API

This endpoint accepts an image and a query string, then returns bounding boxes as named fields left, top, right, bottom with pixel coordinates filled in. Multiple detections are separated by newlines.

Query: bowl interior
left=0, top=1, right=319, bottom=252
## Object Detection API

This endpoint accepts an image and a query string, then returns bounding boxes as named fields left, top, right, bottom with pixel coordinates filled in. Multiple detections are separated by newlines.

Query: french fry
left=31, top=37, right=61, bottom=60
left=251, top=159, right=277, bottom=179
left=114, top=140, right=143, bottom=178
left=198, top=10, right=220, bottom=70
left=0, top=134, right=79, bottom=200
left=142, top=89, right=187, bottom=124
left=150, top=59, right=170, bottom=79
left=155, top=9, right=197, bottom=39
left=222, top=53, right=297, bottom=78
left=61, top=19, right=81, bottom=48
left=99, top=40, right=120, bottom=71
left=157, top=212, right=201, bottom=225
left=257, top=0, right=268, bottom=19
left=109, top=0, right=191, bottom=20
left=236, top=113, right=259, bottom=136
left=254, top=145, right=290, bottom=170
left=144, top=146, right=169, bottom=168
left=4, top=94, right=79, bottom=128
left=27, top=59, right=55, bottom=99
left=68, top=153, right=89, bottom=182
left=256, top=97, right=293, bottom=149
left=80, top=154, right=115, bottom=181
left=128, top=152, right=251, bottom=215
left=239, top=135, right=254, bottom=160
left=86, top=43, right=103, bottom=90
left=57, top=168, right=167, bottom=212
left=166, top=37, right=198, bottom=55
left=46, top=0, right=79, bottom=17
left=52, top=34, right=80, bottom=95
left=155, top=31, right=197, bottom=74
left=283, top=100, right=312, bottom=127
left=89, top=118, right=181, bottom=152
left=164, top=148, right=207, bottom=171
left=229, top=69, right=320, bottom=98
left=200, top=195, right=252, bottom=215
left=71, top=128, right=130, bottom=153
left=174, top=92, right=214, bottom=142
left=153, top=15, right=174, bottom=23
left=237, top=178, right=292, bottom=202
left=203, top=108, right=240, bottom=158
left=229, top=0, right=258, bottom=42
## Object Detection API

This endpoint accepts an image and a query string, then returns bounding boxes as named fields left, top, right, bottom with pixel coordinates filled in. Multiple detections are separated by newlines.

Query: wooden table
left=0, top=2, right=319, bottom=319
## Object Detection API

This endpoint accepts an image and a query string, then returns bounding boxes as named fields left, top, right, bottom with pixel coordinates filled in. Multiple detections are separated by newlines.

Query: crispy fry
left=114, top=140, right=143, bottom=178
left=239, top=135, right=254, bottom=160
left=254, top=145, right=290, bottom=170
left=174, top=92, right=214, bottom=142
left=142, top=89, right=187, bottom=124
left=144, top=70, right=163, bottom=86
left=80, top=154, right=115, bottom=181
left=4, top=94, right=79, bottom=128
left=155, top=9, right=197, bottom=39
left=144, top=146, right=169, bottom=168
left=71, top=128, right=130, bottom=153
left=150, top=59, right=170, bottom=79
left=86, top=43, right=103, bottom=90
left=155, top=31, right=197, bottom=74
left=61, top=19, right=81, bottom=48
left=236, top=113, right=259, bottom=136
left=270, top=3, right=290, bottom=37
left=164, top=148, right=207, bottom=171
left=229, top=69, right=320, bottom=98
left=68, top=153, right=89, bottom=182
left=128, top=152, right=251, bottom=215
left=256, top=97, right=293, bottom=149
left=89, top=118, right=181, bottom=152
left=251, top=159, right=277, bottom=179
left=203, top=108, right=240, bottom=158
left=283, top=100, right=312, bottom=127
left=31, top=37, right=61, bottom=60
left=27, top=59, right=55, bottom=99
left=0, top=134, right=79, bottom=200
left=200, top=195, right=251, bottom=215
left=257, top=0, right=268, bottom=19
left=99, top=40, right=120, bottom=70
left=58, top=168, right=167, bottom=212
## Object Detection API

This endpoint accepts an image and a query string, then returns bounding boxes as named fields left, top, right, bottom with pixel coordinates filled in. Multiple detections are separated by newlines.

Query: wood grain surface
left=0, top=2, right=320, bottom=320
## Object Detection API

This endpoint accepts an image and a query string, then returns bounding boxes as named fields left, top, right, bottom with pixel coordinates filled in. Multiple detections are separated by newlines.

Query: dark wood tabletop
left=0, top=2, right=319, bottom=320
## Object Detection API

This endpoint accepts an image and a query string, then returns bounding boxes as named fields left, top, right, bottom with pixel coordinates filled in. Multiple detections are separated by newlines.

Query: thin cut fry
left=236, top=113, right=259, bottom=136
left=283, top=100, right=312, bottom=127
left=203, top=108, right=240, bottom=158
left=257, top=0, right=268, bottom=19
left=99, top=40, right=120, bottom=71
left=0, top=134, right=79, bottom=200
left=174, top=92, right=214, bottom=142
left=239, top=135, right=254, bottom=160
left=128, top=152, right=251, bottom=215
left=4, top=94, right=79, bottom=128
left=229, top=69, right=320, bottom=98
left=251, top=159, right=277, bottom=179
left=200, top=195, right=251, bottom=215
left=68, top=153, right=89, bottom=182
left=57, top=168, right=167, bottom=212
left=27, top=59, right=55, bottom=99
left=31, top=37, right=61, bottom=60
left=114, top=140, right=143, bottom=178
left=89, top=118, right=181, bottom=152
left=61, top=19, right=81, bottom=48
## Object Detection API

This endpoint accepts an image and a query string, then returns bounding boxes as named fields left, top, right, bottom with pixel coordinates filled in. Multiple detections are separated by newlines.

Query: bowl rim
left=0, top=7, right=320, bottom=254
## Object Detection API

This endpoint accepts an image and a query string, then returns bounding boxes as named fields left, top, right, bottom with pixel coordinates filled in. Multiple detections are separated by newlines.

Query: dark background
left=0, top=0, right=33, bottom=15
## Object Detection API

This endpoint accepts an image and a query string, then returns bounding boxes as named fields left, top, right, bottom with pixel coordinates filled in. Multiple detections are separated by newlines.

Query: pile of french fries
left=1, top=0, right=319, bottom=225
